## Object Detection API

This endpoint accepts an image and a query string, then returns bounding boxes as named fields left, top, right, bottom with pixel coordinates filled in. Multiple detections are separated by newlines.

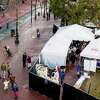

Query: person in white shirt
left=3, top=79, right=9, bottom=90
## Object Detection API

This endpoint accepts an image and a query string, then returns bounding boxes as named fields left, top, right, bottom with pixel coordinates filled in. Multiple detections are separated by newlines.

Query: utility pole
left=15, top=0, right=19, bottom=44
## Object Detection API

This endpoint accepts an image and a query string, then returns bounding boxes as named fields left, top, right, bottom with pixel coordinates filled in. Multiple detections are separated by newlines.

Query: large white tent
left=80, top=38, right=100, bottom=59
left=39, top=24, right=94, bottom=68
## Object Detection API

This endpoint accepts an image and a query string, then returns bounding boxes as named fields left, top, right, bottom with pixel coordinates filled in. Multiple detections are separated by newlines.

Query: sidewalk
left=0, top=10, right=60, bottom=100
left=0, top=0, right=40, bottom=27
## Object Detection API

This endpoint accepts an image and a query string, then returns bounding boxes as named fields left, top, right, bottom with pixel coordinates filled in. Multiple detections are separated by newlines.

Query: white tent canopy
left=85, top=22, right=96, bottom=27
left=39, top=24, right=94, bottom=68
left=95, top=29, right=100, bottom=35
left=56, top=24, right=94, bottom=41
left=39, top=34, right=72, bottom=68
left=80, top=38, right=100, bottom=59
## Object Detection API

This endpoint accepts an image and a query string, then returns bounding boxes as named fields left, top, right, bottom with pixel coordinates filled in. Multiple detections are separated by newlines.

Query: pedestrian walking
left=11, top=82, right=19, bottom=99
left=48, top=12, right=50, bottom=20
left=3, top=78, right=9, bottom=91
left=36, top=28, right=40, bottom=38
left=59, top=69, right=65, bottom=85
left=1, top=62, right=7, bottom=80
left=6, top=62, right=11, bottom=78
left=27, top=56, right=31, bottom=69
left=6, top=22, right=9, bottom=29
left=22, top=52, right=27, bottom=68
left=38, top=12, right=40, bottom=16
left=46, top=12, right=49, bottom=21
left=9, top=73, right=16, bottom=85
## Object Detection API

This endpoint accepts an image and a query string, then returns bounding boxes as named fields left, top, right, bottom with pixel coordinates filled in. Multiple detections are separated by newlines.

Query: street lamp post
left=15, top=0, right=19, bottom=44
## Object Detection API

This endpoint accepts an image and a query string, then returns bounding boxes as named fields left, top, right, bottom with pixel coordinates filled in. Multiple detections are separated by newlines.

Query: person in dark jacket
left=11, top=82, right=19, bottom=99
left=36, top=28, right=40, bottom=38
left=22, top=52, right=27, bottom=68
left=27, top=56, right=31, bottom=69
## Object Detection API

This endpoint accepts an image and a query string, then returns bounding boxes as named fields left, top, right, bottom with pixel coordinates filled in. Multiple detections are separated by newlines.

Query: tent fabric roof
left=85, top=22, right=96, bottom=27
left=39, top=24, right=94, bottom=68
left=39, top=33, right=72, bottom=68
left=95, top=29, right=100, bottom=35
left=56, top=24, right=94, bottom=41
left=80, top=38, right=100, bottom=59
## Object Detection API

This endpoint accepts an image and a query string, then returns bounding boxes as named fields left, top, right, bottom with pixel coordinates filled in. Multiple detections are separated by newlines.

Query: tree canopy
left=49, top=0, right=100, bottom=26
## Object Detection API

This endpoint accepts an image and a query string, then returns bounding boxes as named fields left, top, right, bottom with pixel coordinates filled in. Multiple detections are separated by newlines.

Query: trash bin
left=11, top=29, right=15, bottom=37
left=22, top=0, right=25, bottom=4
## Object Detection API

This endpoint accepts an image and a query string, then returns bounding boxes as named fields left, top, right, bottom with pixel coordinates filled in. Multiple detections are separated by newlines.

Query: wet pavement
left=0, top=4, right=60, bottom=99
left=0, top=0, right=39, bottom=27
left=0, top=0, right=41, bottom=40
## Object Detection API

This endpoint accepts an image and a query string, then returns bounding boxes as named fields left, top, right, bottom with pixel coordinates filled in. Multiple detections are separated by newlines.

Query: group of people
left=22, top=52, right=32, bottom=69
left=67, top=41, right=85, bottom=67
left=66, top=41, right=88, bottom=77
left=47, top=66, right=65, bottom=85
left=0, top=62, right=19, bottom=99
left=0, top=50, right=32, bottom=99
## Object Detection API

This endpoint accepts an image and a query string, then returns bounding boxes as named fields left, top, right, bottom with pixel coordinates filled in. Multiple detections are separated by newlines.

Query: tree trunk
left=65, top=19, right=68, bottom=26
left=60, top=18, right=65, bottom=26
